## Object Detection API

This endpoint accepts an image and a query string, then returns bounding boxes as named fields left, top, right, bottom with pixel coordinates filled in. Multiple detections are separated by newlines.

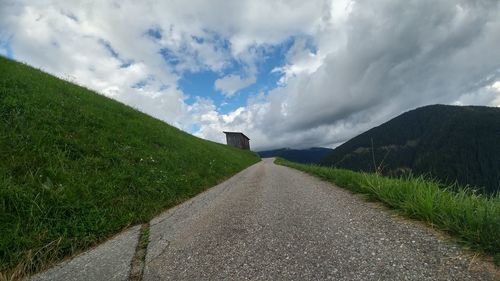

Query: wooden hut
left=223, top=132, right=250, bottom=150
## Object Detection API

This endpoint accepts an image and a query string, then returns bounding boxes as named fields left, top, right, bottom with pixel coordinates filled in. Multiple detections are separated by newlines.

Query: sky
left=1, top=0, right=499, bottom=151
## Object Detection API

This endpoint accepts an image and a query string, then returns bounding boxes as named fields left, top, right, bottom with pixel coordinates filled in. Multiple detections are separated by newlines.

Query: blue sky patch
left=132, top=80, right=148, bottom=89
left=146, top=27, right=162, bottom=40
left=190, top=123, right=201, bottom=134
left=98, top=39, right=119, bottom=58
left=159, top=48, right=181, bottom=67
left=178, top=37, right=295, bottom=115
left=179, top=70, right=220, bottom=103
left=98, top=38, right=134, bottom=68
left=0, top=39, right=14, bottom=58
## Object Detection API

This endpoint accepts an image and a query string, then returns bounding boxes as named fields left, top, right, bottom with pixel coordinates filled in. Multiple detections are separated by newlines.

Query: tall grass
left=0, top=56, right=260, bottom=279
left=275, top=158, right=500, bottom=258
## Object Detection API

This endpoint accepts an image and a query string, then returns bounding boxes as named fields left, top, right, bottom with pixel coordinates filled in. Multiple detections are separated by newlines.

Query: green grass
left=275, top=158, right=500, bottom=260
left=140, top=227, right=150, bottom=247
left=0, top=56, right=260, bottom=278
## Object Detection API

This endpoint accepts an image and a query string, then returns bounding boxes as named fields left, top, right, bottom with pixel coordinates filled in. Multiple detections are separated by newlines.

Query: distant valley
left=258, top=147, right=333, bottom=164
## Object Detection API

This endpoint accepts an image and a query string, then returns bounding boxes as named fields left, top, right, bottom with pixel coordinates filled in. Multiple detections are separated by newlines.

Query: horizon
left=1, top=1, right=499, bottom=151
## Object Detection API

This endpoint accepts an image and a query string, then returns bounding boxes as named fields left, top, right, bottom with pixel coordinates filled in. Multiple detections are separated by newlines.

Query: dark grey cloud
left=233, top=0, right=500, bottom=150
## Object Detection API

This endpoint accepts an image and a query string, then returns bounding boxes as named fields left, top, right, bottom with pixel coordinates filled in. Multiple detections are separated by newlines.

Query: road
left=29, top=158, right=495, bottom=280
left=143, top=158, right=495, bottom=280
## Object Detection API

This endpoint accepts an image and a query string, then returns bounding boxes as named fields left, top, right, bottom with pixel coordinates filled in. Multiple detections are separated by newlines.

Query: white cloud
left=0, top=0, right=328, bottom=135
left=454, top=80, right=500, bottom=106
left=491, top=81, right=500, bottom=92
left=194, top=0, right=500, bottom=150
left=1, top=0, right=499, bottom=151
left=214, top=74, right=256, bottom=97
left=273, top=37, right=325, bottom=85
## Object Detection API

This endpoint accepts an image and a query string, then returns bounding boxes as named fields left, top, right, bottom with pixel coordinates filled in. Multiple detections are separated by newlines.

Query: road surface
left=143, top=158, right=495, bottom=280
left=29, top=158, right=496, bottom=280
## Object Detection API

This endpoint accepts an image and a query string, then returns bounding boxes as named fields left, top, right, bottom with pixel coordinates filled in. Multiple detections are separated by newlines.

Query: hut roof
left=223, top=131, right=250, bottom=140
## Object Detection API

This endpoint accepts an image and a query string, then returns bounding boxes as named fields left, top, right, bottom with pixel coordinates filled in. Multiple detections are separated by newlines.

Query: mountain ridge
left=321, top=104, right=500, bottom=194
left=258, top=147, right=333, bottom=164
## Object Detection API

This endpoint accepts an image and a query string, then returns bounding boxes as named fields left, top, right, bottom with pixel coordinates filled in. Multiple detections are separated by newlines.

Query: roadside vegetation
left=320, top=104, right=500, bottom=195
left=0, top=56, right=260, bottom=279
left=275, top=158, right=500, bottom=263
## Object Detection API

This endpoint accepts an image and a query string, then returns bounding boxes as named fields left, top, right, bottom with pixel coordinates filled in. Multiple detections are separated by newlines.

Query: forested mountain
left=321, top=105, right=500, bottom=194
left=258, top=147, right=333, bottom=164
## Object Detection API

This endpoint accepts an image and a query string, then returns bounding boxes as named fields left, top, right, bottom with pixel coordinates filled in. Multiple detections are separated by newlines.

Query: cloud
left=0, top=0, right=328, bottom=132
left=195, top=0, right=500, bottom=150
left=273, top=37, right=324, bottom=85
left=453, top=80, right=500, bottom=106
left=1, top=0, right=499, bottom=151
left=0, top=1, right=187, bottom=124
left=214, top=74, right=256, bottom=97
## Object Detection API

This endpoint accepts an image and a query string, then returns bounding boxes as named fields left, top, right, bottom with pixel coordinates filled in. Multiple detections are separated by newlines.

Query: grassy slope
left=275, top=158, right=500, bottom=261
left=0, top=56, right=260, bottom=277
left=321, top=105, right=500, bottom=194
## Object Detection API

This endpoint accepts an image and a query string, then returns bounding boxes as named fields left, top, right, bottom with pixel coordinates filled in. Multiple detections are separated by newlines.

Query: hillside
left=321, top=105, right=500, bottom=194
left=0, top=56, right=260, bottom=278
left=258, top=147, right=333, bottom=164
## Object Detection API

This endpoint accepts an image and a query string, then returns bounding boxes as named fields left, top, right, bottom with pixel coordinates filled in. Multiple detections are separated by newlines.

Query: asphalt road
left=143, top=158, right=496, bottom=281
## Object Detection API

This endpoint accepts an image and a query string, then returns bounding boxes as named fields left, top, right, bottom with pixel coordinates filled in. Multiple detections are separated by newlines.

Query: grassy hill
left=321, top=105, right=500, bottom=194
left=0, top=56, right=260, bottom=278
left=258, top=147, right=333, bottom=164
